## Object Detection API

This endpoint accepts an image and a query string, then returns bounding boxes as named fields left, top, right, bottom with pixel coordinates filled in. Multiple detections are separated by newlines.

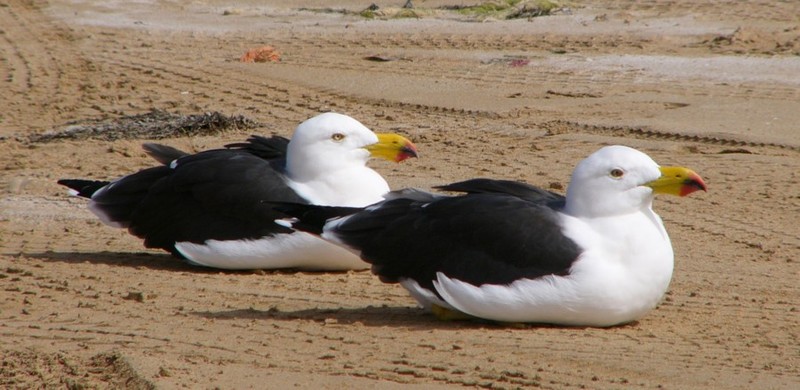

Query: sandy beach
left=1, top=1, right=798, bottom=388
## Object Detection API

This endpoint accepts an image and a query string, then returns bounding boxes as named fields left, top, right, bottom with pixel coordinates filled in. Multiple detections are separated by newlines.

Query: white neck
left=285, top=164, right=389, bottom=207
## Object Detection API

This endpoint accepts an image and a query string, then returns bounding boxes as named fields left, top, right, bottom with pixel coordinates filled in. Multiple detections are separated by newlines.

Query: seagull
left=58, top=112, right=418, bottom=271
left=279, top=145, right=707, bottom=326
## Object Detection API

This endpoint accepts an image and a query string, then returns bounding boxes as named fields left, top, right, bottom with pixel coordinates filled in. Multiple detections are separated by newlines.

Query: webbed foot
left=430, top=304, right=474, bottom=321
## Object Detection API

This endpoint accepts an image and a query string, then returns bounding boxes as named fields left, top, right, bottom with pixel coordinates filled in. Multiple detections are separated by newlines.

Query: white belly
left=174, top=231, right=369, bottom=271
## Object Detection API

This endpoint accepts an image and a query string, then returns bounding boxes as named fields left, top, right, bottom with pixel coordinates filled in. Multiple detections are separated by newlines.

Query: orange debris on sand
left=240, top=46, right=281, bottom=63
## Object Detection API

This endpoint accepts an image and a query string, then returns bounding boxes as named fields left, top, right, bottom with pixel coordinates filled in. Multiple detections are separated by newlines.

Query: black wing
left=326, top=179, right=581, bottom=290
left=61, top=139, right=306, bottom=257
left=131, top=150, right=306, bottom=253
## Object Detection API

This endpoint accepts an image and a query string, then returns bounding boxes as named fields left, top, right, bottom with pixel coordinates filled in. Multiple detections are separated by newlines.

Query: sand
left=1, top=0, right=798, bottom=388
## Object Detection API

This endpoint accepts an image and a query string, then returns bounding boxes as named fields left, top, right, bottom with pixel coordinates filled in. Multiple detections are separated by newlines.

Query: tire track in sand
left=0, top=0, right=99, bottom=135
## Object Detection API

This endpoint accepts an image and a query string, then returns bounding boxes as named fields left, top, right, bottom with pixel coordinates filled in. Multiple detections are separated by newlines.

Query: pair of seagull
left=60, top=112, right=706, bottom=327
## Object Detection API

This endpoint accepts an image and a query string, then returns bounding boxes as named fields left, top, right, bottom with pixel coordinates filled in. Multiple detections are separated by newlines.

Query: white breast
left=424, top=209, right=674, bottom=327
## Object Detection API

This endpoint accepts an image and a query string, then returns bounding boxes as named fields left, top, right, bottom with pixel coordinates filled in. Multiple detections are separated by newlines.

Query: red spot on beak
left=680, top=172, right=707, bottom=197
left=396, top=141, right=419, bottom=162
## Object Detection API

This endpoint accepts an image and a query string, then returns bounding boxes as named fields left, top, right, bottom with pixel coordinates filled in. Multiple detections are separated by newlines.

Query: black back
left=224, top=135, right=289, bottom=160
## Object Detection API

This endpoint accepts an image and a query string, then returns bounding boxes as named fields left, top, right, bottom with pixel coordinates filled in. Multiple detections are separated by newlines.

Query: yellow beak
left=646, top=166, right=707, bottom=197
left=365, top=133, right=419, bottom=163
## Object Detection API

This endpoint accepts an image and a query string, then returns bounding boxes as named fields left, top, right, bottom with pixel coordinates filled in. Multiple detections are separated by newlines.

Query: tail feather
left=57, top=179, right=109, bottom=198
left=58, top=166, right=170, bottom=228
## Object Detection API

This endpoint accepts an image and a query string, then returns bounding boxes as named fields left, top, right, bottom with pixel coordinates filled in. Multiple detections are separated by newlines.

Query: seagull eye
left=331, top=133, right=345, bottom=142
left=610, top=168, right=625, bottom=178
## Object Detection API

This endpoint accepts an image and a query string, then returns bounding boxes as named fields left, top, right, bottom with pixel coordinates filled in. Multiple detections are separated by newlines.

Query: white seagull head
left=565, top=145, right=706, bottom=218
left=286, top=112, right=417, bottom=178
left=288, top=113, right=376, bottom=173
left=284, top=112, right=418, bottom=206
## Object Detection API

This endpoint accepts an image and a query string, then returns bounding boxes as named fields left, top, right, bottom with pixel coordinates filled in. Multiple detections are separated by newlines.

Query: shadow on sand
left=191, top=305, right=572, bottom=330
left=18, top=250, right=366, bottom=275
left=19, top=250, right=207, bottom=272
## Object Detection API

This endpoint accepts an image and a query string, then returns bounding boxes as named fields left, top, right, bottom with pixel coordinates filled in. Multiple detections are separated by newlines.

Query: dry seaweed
left=28, top=110, right=261, bottom=143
